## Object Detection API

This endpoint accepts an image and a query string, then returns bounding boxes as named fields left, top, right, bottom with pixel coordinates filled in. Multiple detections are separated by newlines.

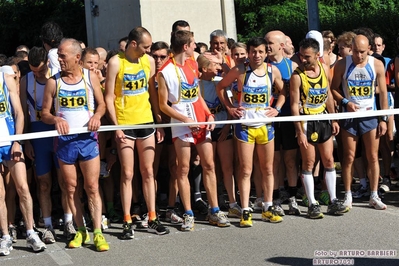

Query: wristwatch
left=380, top=116, right=388, bottom=123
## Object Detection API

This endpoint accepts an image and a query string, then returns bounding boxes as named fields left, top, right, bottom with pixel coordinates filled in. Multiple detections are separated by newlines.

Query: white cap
left=306, top=30, right=323, bottom=57
left=0, top=65, right=15, bottom=75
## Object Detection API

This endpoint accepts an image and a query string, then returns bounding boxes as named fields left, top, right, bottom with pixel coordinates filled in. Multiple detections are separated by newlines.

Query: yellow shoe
left=262, top=206, right=283, bottom=223
left=239, top=210, right=253, bottom=227
left=94, top=234, right=109, bottom=252
left=68, top=230, right=90, bottom=248
left=83, top=230, right=90, bottom=244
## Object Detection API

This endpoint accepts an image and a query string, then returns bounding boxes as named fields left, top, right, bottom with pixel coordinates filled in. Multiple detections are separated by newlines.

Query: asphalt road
left=1, top=177, right=399, bottom=266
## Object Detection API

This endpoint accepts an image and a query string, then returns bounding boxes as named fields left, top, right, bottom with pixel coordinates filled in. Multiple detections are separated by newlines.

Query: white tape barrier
left=3, top=108, right=399, bottom=142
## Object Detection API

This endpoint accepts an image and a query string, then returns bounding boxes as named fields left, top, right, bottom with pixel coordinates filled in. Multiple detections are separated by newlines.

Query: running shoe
left=273, top=200, right=285, bottom=216
left=194, top=199, right=209, bottom=215
left=83, top=213, right=92, bottom=229
left=63, top=221, right=76, bottom=241
left=93, top=234, right=109, bottom=252
left=42, top=227, right=56, bottom=244
left=174, top=202, right=184, bottom=218
left=352, top=186, right=370, bottom=199
left=136, top=213, right=148, bottom=228
left=379, top=177, right=391, bottom=194
left=101, top=215, right=109, bottom=231
left=131, top=203, right=142, bottom=226
left=318, top=191, right=330, bottom=205
left=56, top=218, right=64, bottom=230
left=108, top=208, right=122, bottom=223
left=68, top=230, right=90, bottom=248
left=228, top=203, right=242, bottom=218
left=369, top=196, right=387, bottom=210
left=288, top=196, right=301, bottom=215
left=343, top=194, right=352, bottom=209
left=327, top=199, right=348, bottom=215
left=218, top=194, right=228, bottom=211
left=248, top=200, right=255, bottom=212
left=37, top=217, right=45, bottom=228
left=17, top=220, right=26, bottom=238
left=121, top=222, right=134, bottom=239
left=262, top=206, right=283, bottom=223
left=165, top=209, right=183, bottom=224
left=296, top=186, right=305, bottom=199
left=279, top=188, right=290, bottom=203
left=307, top=203, right=324, bottom=219
left=26, top=232, right=47, bottom=252
left=147, top=219, right=170, bottom=235
left=208, top=211, right=231, bottom=227
left=8, top=225, right=17, bottom=243
left=240, top=210, right=253, bottom=227
left=0, top=238, right=13, bottom=256
left=253, top=197, right=263, bottom=212
left=181, top=214, right=194, bottom=231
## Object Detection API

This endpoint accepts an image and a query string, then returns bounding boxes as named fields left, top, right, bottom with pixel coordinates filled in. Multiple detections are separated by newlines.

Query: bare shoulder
left=332, top=56, right=345, bottom=69
left=291, top=60, right=299, bottom=70
left=290, top=71, right=301, bottom=85
left=108, top=53, right=120, bottom=68
left=4, top=74, right=17, bottom=91
left=147, top=53, right=155, bottom=65
left=321, top=62, right=329, bottom=72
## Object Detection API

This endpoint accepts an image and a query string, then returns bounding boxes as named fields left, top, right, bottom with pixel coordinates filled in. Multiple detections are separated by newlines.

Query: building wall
left=85, top=0, right=236, bottom=50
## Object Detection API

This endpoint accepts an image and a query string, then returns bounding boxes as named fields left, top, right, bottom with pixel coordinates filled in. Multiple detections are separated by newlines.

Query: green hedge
left=235, top=0, right=399, bottom=57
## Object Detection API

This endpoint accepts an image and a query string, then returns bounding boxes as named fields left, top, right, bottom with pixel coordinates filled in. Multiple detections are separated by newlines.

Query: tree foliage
left=1, top=0, right=399, bottom=58
left=0, top=0, right=86, bottom=56
left=235, top=0, right=399, bottom=57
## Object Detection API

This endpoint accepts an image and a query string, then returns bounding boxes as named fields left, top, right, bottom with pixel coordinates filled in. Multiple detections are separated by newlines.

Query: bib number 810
left=60, top=96, right=86, bottom=107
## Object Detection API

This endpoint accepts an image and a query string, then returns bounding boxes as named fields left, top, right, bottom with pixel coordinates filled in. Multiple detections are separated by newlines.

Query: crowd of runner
left=0, top=19, right=397, bottom=255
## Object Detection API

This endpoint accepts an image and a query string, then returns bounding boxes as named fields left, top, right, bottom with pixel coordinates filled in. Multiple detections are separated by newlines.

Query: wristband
left=206, top=113, right=215, bottom=119
left=341, top=98, right=349, bottom=107
left=380, top=116, right=388, bottom=123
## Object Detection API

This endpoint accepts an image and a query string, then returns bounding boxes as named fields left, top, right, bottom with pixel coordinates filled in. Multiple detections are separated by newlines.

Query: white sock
left=263, top=202, right=272, bottom=211
left=370, top=191, right=378, bottom=198
left=325, top=168, right=337, bottom=201
left=64, top=213, right=73, bottom=223
left=2, top=234, right=11, bottom=240
left=345, top=190, right=352, bottom=198
left=302, top=171, right=317, bottom=204
left=26, top=229, right=35, bottom=237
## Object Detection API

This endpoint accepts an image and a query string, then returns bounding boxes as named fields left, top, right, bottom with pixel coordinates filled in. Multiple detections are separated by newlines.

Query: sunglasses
left=152, top=55, right=168, bottom=60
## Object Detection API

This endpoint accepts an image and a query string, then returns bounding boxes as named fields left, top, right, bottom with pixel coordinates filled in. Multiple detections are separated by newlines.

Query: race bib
left=123, top=70, right=147, bottom=96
